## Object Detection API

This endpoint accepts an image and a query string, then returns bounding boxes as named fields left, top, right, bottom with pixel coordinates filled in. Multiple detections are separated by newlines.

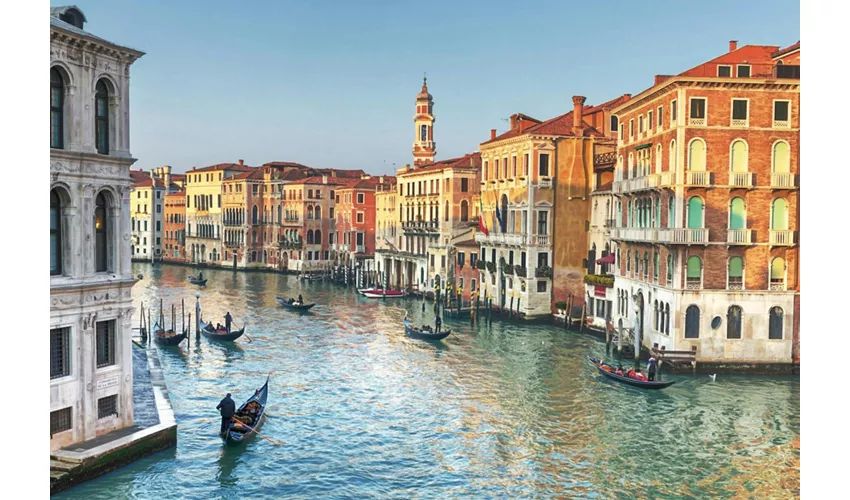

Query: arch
left=728, top=256, right=744, bottom=289
left=770, top=257, right=786, bottom=289
left=617, top=155, right=624, bottom=179
left=655, top=144, right=663, bottom=173
left=51, top=189, right=65, bottom=275
left=730, top=139, right=748, bottom=172
left=500, top=194, right=508, bottom=231
left=94, top=191, right=111, bottom=272
left=729, top=197, right=746, bottom=229
left=252, top=205, right=259, bottom=225
left=94, top=78, right=111, bottom=155
left=687, top=196, right=704, bottom=229
left=315, top=206, right=322, bottom=220
left=50, top=62, right=75, bottom=87
left=669, top=139, right=677, bottom=171
left=769, top=306, right=784, bottom=339
left=314, top=230, right=322, bottom=244
left=666, top=253, right=673, bottom=285
left=460, top=200, right=469, bottom=222
left=688, top=138, right=706, bottom=171
left=653, top=300, right=659, bottom=330
left=685, top=305, right=700, bottom=338
left=727, top=305, right=743, bottom=339
left=772, top=141, right=791, bottom=173
left=628, top=153, right=635, bottom=178
left=664, top=303, right=670, bottom=334
left=51, top=68, right=65, bottom=149
left=771, top=198, right=788, bottom=230
left=306, top=230, right=314, bottom=245
left=686, top=255, right=702, bottom=288
left=307, top=205, right=314, bottom=220
left=626, top=249, right=631, bottom=273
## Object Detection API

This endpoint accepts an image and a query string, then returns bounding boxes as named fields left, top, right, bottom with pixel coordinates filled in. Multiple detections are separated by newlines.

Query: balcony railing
left=355, top=244, right=366, bottom=253
left=771, top=173, right=797, bottom=189
left=514, top=265, right=528, bottom=278
left=685, top=171, right=712, bottom=187
left=769, top=279, right=786, bottom=291
left=727, top=278, right=743, bottom=291
left=730, top=118, right=748, bottom=127
left=729, top=172, right=754, bottom=188
left=769, top=230, right=795, bottom=246
left=685, top=277, right=702, bottom=290
left=610, top=227, right=657, bottom=243
left=689, top=117, right=706, bottom=126
left=657, top=228, right=709, bottom=244
left=658, top=171, right=675, bottom=187
left=535, top=266, right=553, bottom=278
left=727, top=229, right=753, bottom=245
left=504, top=233, right=525, bottom=246
left=533, top=234, right=550, bottom=246
left=773, top=120, right=790, bottom=129
left=537, top=177, right=553, bottom=188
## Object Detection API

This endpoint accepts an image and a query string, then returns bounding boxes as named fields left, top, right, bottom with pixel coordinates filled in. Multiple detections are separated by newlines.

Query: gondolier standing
left=647, top=357, right=657, bottom=381
left=224, top=312, right=233, bottom=333
left=216, top=393, right=236, bottom=436
left=435, top=314, right=442, bottom=333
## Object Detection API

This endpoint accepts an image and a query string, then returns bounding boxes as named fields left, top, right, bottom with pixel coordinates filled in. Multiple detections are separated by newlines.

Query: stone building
left=50, top=5, right=144, bottom=451
left=130, top=166, right=181, bottom=261
left=610, top=40, right=800, bottom=365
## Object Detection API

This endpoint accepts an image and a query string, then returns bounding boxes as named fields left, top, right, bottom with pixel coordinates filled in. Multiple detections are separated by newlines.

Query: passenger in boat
left=224, top=312, right=233, bottom=333
left=615, top=365, right=625, bottom=376
left=216, top=393, right=236, bottom=436
left=298, top=294, right=304, bottom=305
left=288, top=297, right=295, bottom=304
left=647, top=358, right=657, bottom=381
left=198, top=271, right=204, bottom=281
left=627, top=367, right=636, bottom=379
left=435, top=315, right=442, bottom=332
left=634, top=369, right=648, bottom=382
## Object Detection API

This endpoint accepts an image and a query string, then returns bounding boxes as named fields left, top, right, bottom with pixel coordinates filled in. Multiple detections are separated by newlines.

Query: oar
left=232, top=420, right=284, bottom=446
left=241, top=323, right=252, bottom=343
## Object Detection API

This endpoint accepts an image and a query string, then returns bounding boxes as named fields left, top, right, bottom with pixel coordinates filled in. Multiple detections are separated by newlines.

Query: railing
left=727, top=277, right=743, bottom=291
left=689, top=117, right=706, bottom=126
left=514, top=266, right=528, bottom=278
left=535, top=266, right=553, bottom=278
left=504, top=233, right=525, bottom=246
left=730, top=118, right=748, bottom=127
left=658, top=228, right=709, bottom=244
left=533, top=234, right=550, bottom=246
left=658, top=171, right=675, bottom=187
left=610, top=227, right=658, bottom=242
left=727, top=229, right=753, bottom=245
left=604, top=219, right=616, bottom=228
left=729, top=172, right=754, bottom=188
left=769, top=230, right=795, bottom=246
left=773, top=120, right=790, bottom=129
left=355, top=245, right=366, bottom=253
left=685, top=171, right=712, bottom=187
left=769, top=279, right=786, bottom=291
left=476, top=260, right=486, bottom=270
left=685, top=277, right=702, bottom=290
left=771, top=173, right=796, bottom=189
left=486, top=261, right=496, bottom=273
left=537, top=177, right=553, bottom=188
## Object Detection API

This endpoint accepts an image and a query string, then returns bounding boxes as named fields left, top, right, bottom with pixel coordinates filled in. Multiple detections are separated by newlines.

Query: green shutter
left=728, top=257, right=743, bottom=277
left=729, top=198, right=746, bottom=229
left=687, top=197, right=704, bottom=229
left=771, top=199, right=788, bottom=230
left=687, top=256, right=702, bottom=278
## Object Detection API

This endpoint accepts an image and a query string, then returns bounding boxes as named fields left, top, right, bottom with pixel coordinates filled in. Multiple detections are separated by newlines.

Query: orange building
left=163, top=190, right=186, bottom=262
left=281, top=175, right=350, bottom=271
left=335, top=176, right=396, bottom=281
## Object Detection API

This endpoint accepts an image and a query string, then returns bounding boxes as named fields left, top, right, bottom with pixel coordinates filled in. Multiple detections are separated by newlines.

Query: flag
left=478, top=199, right=489, bottom=236
left=495, top=203, right=503, bottom=233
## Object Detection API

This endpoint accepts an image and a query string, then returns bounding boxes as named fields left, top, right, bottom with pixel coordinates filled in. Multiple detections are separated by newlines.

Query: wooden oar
left=241, top=323, right=252, bottom=343
left=232, top=420, right=283, bottom=446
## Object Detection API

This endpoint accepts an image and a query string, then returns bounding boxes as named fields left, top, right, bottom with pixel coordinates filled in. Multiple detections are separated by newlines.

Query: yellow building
left=477, top=95, right=628, bottom=318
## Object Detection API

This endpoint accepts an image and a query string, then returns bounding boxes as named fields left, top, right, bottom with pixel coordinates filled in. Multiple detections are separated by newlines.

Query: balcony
left=773, top=120, right=790, bottom=129
left=514, top=265, right=528, bottom=278
left=685, top=171, right=713, bottom=187
left=727, top=229, right=753, bottom=245
left=729, top=172, right=754, bottom=188
left=686, top=277, right=702, bottom=290
left=730, top=118, right=749, bottom=128
left=769, top=278, right=786, bottom=291
left=402, top=221, right=439, bottom=234
left=727, top=277, right=743, bottom=291
left=535, top=266, right=553, bottom=278
left=610, top=227, right=657, bottom=243
left=658, top=228, right=709, bottom=244
left=771, top=173, right=797, bottom=189
left=689, top=117, right=706, bottom=126
left=537, top=177, right=553, bottom=188
left=504, top=233, right=526, bottom=246
left=658, top=171, right=675, bottom=188
left=769, top=230, right=795, bottom=246
left=532, top=234, right=550, bottom=246
left=475, top=232, right=504, bottom=245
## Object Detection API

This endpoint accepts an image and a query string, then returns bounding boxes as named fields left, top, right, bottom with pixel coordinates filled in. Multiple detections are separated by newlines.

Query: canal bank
left=51, top=344, right=177, bottom=495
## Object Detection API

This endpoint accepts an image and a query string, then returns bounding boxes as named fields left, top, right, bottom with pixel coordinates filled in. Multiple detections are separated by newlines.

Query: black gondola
left=275, top=297, right=316, bottom=311
left=152, top=321, right=188, bottom=346
left=589, top=357, right=675, bottom=390
left=223, top=375, right=269, bottom=445
left=200, top=319, right=246, bottom=342
left=189, top=278, right=207, bottom=286
left=403, top=318, right=451, bottom=341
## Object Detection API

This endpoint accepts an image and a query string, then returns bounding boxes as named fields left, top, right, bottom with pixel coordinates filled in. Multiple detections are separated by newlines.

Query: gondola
left=363, top=289, right=405, bottom=299
left=152, top=321, right=188, bottom=346
left=275, top=297, right=316, bottom=311
left=200, top=319, right=246, bottom=342
left=189, top=277, right=207, bottom=286
left=403, top=318, right=451, bottom=341
left=222, top=375, right=269, bottom=445
left=589, top=357, right=675, bottom=390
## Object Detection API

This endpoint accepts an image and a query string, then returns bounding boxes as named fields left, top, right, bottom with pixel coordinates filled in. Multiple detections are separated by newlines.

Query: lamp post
left=195, top=291, right=201, bottom=340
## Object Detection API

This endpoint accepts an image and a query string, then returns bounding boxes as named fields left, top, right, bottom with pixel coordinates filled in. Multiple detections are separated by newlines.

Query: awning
left=633, top=143, right=652, bottom=151
left=596, top=254, right=615, bottom=264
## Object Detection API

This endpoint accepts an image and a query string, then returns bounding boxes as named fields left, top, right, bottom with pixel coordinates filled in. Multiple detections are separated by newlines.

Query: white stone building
left=50, top=6, right=144, bottom=451
left=131, top=166, right=181, bottom=261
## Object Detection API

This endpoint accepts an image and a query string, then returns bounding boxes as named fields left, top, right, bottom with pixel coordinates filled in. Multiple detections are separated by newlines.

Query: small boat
left=189, top=277, right=207, bottom=286
left=363, top=289, right=405, bottom=299
left=152, top=321, right=188, bottom=346
left=589, top=357, right=675, bottom=390
left=357, top=287, right=379, bottom=295
left=200, top=319, right=246, bottom=342
left=403, top=318, right=451, bottom=341
left=223, top=376, right=269, bottom=445
left=276, top=297, right=316, bottom=311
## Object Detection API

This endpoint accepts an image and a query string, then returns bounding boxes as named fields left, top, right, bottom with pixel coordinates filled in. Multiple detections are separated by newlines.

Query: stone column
left=80, top=312, right=97, bottom=441
left=64, top=85, right=79, bottom=150
left=118, top=306, right=135, bottom=427
left=81, top=184, right=95, bottom=276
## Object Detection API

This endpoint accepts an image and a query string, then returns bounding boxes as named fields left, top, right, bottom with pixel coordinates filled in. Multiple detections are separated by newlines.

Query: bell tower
left=412, top=76, right=436, bottom=166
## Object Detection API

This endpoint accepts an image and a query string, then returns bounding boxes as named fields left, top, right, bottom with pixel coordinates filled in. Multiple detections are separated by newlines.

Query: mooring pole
left=195, top=292, right=201, bottom=340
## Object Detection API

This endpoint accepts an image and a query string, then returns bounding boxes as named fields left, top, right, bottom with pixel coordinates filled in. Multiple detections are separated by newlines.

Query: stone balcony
left=729, top=172, right=754, bottom=188
left=685, top=171, right=713, bottom=187
left=727, top=229, right=753, bottom=245
left=769, top=230, right=795, bottom=246
left=771, top=173, right=797, bottom=189
left=611, top=227, right=709, bottom=245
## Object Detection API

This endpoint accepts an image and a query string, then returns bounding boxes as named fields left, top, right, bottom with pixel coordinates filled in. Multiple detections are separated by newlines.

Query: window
left=51, top=190, right=63, bottom=275
left=458, top=252, right=466, bottom=268
left=96, top=320, right=115, bottom=368
left=687, top=197, right=704, bottom=229
left=539, top=154, right=550, bottom=177
left=653, top=251, right=659, bottom=282
left=441, top=255, right=446, bottom=269
left=51, top=68, right=64, bottom=149
left=252, top=205, right=259, bottom=224
left=537, top=252, right=549, bottom=268
left=770, top=257, right=786, bottom=290
left=356, top=232, right=364, bottom=246
left=51, top=407, right=72, bottom=435
left=728, top=256, right=744, bottom=290
left=729, top=197, right=746, bottom=230
left=669, top=139, right=677, bottom=171
left=731, top=99, right=748, bottom=125
left=356, top=212, right=364, bottom=223
left=629, top=119, right=634, bottom=138
left=470, top=253, right=478, bottom=267
left=771, top=199, right=788, bottom=230
left=686, top=256, right=702, bottom=289
left=95, top=193, right=108, bottom=272
left=95, top=80, right=110, bottom=154
left=688, top=139, right=706, bottom=171
left=460, top=201, right=469, bottom=222
left=769, top=307, right=784, bottom=339
left=717, top=65, right=732, bottom=77
left=357, top=193, right=365, bottom=204
left=689, top=98, right=706, bottom=125
left=730, top=140, right=748, bottom=173
left=774, top=101, right=790, bottom=126
left=657, top=106, right=663, bottom=127
left=639, top=115, right=644, bottom=134
left=727, top=306, right=743, bottom=339
left=619, top=124, right=624, bottom=141
left=772, top=142, right=791, bottom=174
left=671, top=100, right=677, bottom=121
left=626, top=250, right=631, bottom=273
left=666, top=254, right=673, bottom=284
left=50, top=327, right=70, bottom=379
left=648, top=111, right=654, bottom=130
left=685, top=305, right=700, bottom=338
left=461, top=178, right=469, bottom=192
left=736, top=65, right=751, bottom=78
left=537, top=280, right=547, bottom=293
left=537, top=211, right=548, bottom=235
left=98, top=395, right=118, bottom=419
left=611, top=116, right=619, bottom=135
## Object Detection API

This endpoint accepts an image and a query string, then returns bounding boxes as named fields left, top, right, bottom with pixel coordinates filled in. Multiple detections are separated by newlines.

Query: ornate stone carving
left=83, top=312, right=98, bottom=330
left=51, top=161, right=80, bottom=174
left=82, top=184, right=96, bottom=198
left=124, top=233, right=130, bottom=241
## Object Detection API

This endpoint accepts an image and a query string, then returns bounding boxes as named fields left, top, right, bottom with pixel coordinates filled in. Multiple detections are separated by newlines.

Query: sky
left=51, top=0, right=800, bottom=176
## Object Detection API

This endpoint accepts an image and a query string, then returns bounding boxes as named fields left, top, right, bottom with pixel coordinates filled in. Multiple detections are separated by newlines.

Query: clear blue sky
left=52, top=0, right=799, bottom=176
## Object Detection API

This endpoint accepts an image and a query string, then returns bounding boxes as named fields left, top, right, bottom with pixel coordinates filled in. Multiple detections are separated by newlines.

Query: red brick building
left=610, top=40, right=800, bottom=366
left=163, top=190, right=186, bottom=262
left=335, top=176, right=396, bottom=274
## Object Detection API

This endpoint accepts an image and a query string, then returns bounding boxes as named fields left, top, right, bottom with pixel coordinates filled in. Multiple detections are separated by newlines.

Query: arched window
left=307, top=205, right=314, bottom=220
left=727, top=305, right=743, bottom=339
left=666, top=254, right=673, bottom=285
left=667, top=196, right=675, bottom=228
left=626, top=250, right=631, bottom=273
left=51, top=189, right=63, bottom=275
left=460, top=200, right=469, bottom=222
left=654, top=251, right=659, bottom=282
left=728, top=256, right=744, bottom=290
left=643, top=252, right=649, bottom=280
left=277, top=205, right=282, bottom=224
left=95, top=192, right=108, bottom=272
left=770, top=257, right=786, bottom=290
left=610, top=115, right=619, bottom=135
left=617, top=155, right=623, bottom=180
left=685, top=305, right=700, bottom=338
left=688, top=138, right=706, bottom=171
left=444, top=200, right=449, bottom=222
left=730, top=140, right=748, bottom=172
left=664, top=303, right=670, bottom=334
left=315, top=230, right=322, bottom=244
left=769, top=306, right=784, bottom=340
left=771, top=198, right=788, bottom=230
left=687, top=197, right=704, bottom=229
left=51, top=68, right=64, bottom=149
left=656, top=144, right=662, bottom=173
left=654, top=300, right=659, bottom=330
left=500, top=194, right=508, bottom=231
left=669, top=139, right=677, bottom=171
left=315, top=206, right=322, bottom=220
left=628, top=153, right=635, bottom=178
left=616, top=248, right=621, bottom=273
left=252, top=205, right=259, bottom=225
left=306, top=230, right=314, bottom=245
left=772, top=141, right=790, bottom=173
left=95, top=80, right=110, bottom=155
left=686, top=255, right=702, bottom=289
left=420, top=124, right=428, bottom=142
left=729, top=197, right=746, bottom=230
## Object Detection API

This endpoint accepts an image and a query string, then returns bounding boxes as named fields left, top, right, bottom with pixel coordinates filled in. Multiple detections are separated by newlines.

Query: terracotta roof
left=314, top=168, right=368, bottom=179
left=190, top=163, right=254, bottom=173
left=677, top=44, right=780, bottom=76
left=454, top=239, right=480, bottom=248
left=229, top=169, right=265, bottom=181
left=131, top=177, right=183, bottom=191
left=261, top=161, right=311, bottom=169
left=287, top=175, right=351, bottom=186
left=398, top=152, right=481, bottom=176
left=772, top=41, right=800, bottom=58
left=129, top=169, right=149, bottom=183
left=166, top=190, right=186, bottom=197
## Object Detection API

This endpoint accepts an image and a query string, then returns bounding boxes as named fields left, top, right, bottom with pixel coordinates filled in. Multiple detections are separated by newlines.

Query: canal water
left=56, top=263, right=800, bottom=499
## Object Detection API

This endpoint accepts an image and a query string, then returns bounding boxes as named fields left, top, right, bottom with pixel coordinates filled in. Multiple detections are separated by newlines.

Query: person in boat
left=198, top=271, right=204, bottom=281
left=615, top=365, right=625, bottom=376
left=634, top=369, right=648, bottom=382
left=435, top=314, right=442, bottom=332
left=298, top=294, right=304, bottom=305
left=626, top=367, right=636, bottom=379
left=647, top=358, right=657, bottom=381
left=216, top=393, right=236, bottom=436
left=224, top=312, right=233, bottom=333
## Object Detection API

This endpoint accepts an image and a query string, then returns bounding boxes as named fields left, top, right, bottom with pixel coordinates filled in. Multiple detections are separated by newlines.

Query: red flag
left=478, top=199, right=489, bottom=236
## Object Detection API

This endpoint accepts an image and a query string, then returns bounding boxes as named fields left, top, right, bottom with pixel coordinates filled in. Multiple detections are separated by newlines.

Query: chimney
left=490, top=129, right=497, bottom=140
left=238, top=159, right=244, bottom=167
left=519, top=119, right=528, bottom=133
left=572, top=95, right=587, bottom=135
left=322, top=175, right=328, bottom=184
left=729, top=40, right=738, bottom=52
left=510, top=114, right=519, bottom=130
left=163, top=165, right=171, bottom=191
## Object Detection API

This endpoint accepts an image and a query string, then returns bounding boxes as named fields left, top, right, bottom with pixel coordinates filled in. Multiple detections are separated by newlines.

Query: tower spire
left=413, top=76, right=435, bottom=166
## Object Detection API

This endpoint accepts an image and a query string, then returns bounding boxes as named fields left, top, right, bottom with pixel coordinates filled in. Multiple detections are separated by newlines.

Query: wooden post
left=580, top=301, right=587, bottom=332
left=148, top=306, right=152, bottom=337
left=617, top=321, right=623, bottom=356
left=182, top=299, right=185, bottom=333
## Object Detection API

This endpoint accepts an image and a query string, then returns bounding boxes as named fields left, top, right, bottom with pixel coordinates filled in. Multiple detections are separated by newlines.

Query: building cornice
left=50, top=26, right=144, bottom=62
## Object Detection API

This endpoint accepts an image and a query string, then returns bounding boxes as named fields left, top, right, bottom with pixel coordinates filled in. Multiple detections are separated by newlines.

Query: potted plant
left=555, top=301, right=567, bottom=316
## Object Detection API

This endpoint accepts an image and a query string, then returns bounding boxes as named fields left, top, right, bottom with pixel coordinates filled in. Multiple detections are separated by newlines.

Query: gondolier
left=216, top=393, right=236, bottom=436
left=435, top=315, right=442, bottom=332
left=224, top=312, right=232, bottom=333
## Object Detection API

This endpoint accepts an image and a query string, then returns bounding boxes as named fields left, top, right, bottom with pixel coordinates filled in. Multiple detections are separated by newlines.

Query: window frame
left=95, top=80, right=110, bottom=155
left=95, top=320, right=116, bottom=369
left=50, top=326, right=71, bottom=380
left=727, top=256, right=745, bottom=290
left=94, top=192, right=109, bottom=273
left=689, top=97, right=707, bottom=126
left=51, top=68, right=65, bottom=149
left=538, top=153, right=550, bottom=178
left=730, top=98, right=749, bottom=127
left=736, top=64, right=751, bottom=78
left=726, top=305, right=743, bottom=339
left=51, top=189, right=64, bottom=276
left=772, top=99, right=791, bottom=128
left=716, top=64, right=732, bottom=77
left=768, top=306, right=784, bottom=340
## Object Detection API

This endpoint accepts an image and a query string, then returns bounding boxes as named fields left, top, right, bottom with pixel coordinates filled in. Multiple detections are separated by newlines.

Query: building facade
left=50, top=5, right=144, bottom=451
left=130, top=166, right=180, bottom=261
left=583, top=144, right=618, bottom=330
left=163, top=190, right=186, bottom=262
left=609, top=41, right=800, bottom=364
